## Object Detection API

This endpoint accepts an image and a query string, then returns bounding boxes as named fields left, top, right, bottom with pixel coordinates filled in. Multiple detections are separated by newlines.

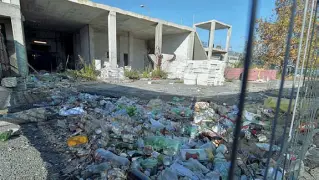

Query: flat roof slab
left=21, top=0, right=106, bottom=31
left=195, top=20, right=231, bottom=30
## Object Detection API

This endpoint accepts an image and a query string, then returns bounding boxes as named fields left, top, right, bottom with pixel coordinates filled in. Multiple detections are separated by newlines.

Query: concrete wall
left=93, top=29, right=109, bottom=65
left=193, top=32, right=208, bottom=60
left=73, top=32, right=81, bottom=65
left=0, top=1, right=28, bottom=76
left=72, top=25, right=95, bottom=65
left=119, top=35, right=128, bottom=67
left=93, top=28, right=147, bottom=70
left=0, top=18, right=16, bottom=71
left=162, top=33, right=189, bottom=60
left=131, top=38, right=147, bottom=70
left=79, top=25, right=91, bottom=64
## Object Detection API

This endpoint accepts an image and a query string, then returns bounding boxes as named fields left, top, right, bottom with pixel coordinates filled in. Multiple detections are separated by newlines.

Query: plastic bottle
left=127, top=169, right=151, bottom=180
left=180, top=148, right=214, bottom=161
left=95, top=148, right=130, bottom=166
left=0, top=130, right=12, bottom=141
left=158, top=168, right=178, bottom=180
left=86, top=162, right=110, bottom=174
left=144, top=136, right=181, bottom=156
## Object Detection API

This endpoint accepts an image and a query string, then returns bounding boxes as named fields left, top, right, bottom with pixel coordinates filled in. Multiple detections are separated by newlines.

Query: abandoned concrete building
left=0, top=0, right=232, bottom=85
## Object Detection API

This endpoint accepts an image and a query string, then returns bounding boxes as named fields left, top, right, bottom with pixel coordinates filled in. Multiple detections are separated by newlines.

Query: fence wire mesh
left=228, top=0, right=319, bottom=179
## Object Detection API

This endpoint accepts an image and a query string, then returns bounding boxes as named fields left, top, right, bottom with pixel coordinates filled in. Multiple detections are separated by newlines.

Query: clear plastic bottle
left=95, top=148, right=130, bottom=166
left=127, top=169, right=151, bottom=180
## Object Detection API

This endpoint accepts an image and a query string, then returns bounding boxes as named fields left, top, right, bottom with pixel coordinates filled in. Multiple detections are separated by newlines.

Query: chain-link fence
left=228, top=0, right=319, bottom=179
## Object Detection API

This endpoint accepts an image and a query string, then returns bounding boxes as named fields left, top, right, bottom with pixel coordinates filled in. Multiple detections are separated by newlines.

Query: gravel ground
left=0, top=134, right=48, bottom=180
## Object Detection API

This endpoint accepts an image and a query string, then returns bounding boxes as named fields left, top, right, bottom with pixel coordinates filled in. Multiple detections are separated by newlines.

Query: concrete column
left=11, top=17, right=28, bottom=77
left=128, top=32, right=134, bottom=66
left=208, top=21, right=216, bottom=60
left=108, top=11, right=117, bottom=68
left=187, top=31, right=195, bottom=60
left=224, top=26, right=232, bottom=62
left=155, top=23, right=163, bottom=55
left=89, top=25, right=95, bottom=63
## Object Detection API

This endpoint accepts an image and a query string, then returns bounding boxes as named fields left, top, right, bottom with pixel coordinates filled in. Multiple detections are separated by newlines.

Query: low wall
left=224, top=68, right=277, bottom=81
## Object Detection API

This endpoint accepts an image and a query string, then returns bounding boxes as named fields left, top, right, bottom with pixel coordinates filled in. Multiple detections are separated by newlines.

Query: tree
left=255, top=0, right=318, bottom=69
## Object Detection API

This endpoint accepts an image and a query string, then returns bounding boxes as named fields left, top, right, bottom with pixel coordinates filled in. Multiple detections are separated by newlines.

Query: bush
left=141, top=71, right=151, bottom=78
left=67, top=64, right=98, bottom=80
left=124, top=69, right=140, bottom=79
left=151, top=69, right=168, bottom=79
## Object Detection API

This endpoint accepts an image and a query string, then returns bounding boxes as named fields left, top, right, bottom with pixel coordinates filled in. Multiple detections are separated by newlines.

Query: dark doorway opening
left=24, top=28, right=74, bottom=72
left=124, top=53, right=129, bottom=66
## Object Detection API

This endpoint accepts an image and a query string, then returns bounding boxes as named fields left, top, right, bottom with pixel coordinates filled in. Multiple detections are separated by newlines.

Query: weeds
left=151, top=69, right=168, bottom=79
left=124, top=69, right=140, bottom=80
left=141, top=71, right=151, bottom=78
left=66, top=56, right=98, bottom=80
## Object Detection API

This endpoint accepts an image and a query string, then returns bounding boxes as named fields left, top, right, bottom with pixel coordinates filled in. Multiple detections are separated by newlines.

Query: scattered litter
left=67, top=135, right=88, bottom=147
left=256, top=143, right=280, bottom=151
left=0, top=73, right=303, bottom=180
left=59, top=107, right=85, bottom=116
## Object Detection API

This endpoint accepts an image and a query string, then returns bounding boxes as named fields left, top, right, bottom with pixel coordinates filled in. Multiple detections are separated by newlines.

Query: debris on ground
left=0, top=73, right=315, bottom=179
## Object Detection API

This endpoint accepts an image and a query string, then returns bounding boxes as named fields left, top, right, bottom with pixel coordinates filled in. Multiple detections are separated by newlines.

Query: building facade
left=0, top=0, right=232, bottom=82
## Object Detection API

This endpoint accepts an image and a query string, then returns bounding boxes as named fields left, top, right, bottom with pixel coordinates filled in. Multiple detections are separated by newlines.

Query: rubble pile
left=0, top=73, right=316, bottom=180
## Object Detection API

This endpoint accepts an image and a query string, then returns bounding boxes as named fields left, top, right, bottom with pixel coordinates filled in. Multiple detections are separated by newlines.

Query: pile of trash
left=27, top=89, right=289, bottom=180
left=0, top=73, right=307, bottom=179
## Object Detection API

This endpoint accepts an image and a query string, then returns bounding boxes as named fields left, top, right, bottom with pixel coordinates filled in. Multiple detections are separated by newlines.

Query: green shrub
left=151, top=69, right=168, bottom=79
left=124, top=69, right=140, bottom=79
left=67, top=63, right=98, bottom=80
left=141, top=71, right=151, bottom=78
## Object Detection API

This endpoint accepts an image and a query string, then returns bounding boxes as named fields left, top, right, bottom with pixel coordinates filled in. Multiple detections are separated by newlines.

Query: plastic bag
left=256, top=143, right=280, bottom=151
left=59, top=107, right=85, bottom=116
left=67, top=135, right=88, bottom=147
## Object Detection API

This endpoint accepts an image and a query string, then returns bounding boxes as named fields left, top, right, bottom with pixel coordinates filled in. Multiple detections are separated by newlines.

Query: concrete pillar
left=224, top=26, right=232, bottom=62
left=155, top=23, right=163, bottom=55
left=11, top=17, right=28, bottom=77
left=187, top=31, right=195, bottom=60
left=89, top=25, right=95, bottom=63
left=208, top=21, right=216, bottom=60
left=128, top=32, right=134, bottom=66
left=108, top=11, right=117, bottom=68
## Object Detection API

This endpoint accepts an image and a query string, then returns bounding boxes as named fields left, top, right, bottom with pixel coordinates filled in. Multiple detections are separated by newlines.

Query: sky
left=92, top=0, right=276, bottom=52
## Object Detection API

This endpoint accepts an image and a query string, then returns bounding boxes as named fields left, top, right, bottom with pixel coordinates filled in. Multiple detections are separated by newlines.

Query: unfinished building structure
left=0, top=0, right=232, bottom=85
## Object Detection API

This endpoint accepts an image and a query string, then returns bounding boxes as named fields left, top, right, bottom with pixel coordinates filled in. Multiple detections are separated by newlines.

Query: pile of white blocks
left=166, top=60, right=226, bottom=86
left=163, top=60, right=226, bottom=86
left=98, top=62, right=125, bottom=81
left=184, top=60, right=225, bottom=86
left=165, top=60, right=188, bottom=79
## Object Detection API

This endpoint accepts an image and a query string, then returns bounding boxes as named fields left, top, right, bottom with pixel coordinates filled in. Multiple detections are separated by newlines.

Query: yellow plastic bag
left=264, top=97, right=295, bottom=112
left=67, top=135, right=88, bottom=147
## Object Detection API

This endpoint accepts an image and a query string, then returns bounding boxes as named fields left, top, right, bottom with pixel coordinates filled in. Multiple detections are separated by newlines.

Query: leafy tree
left=255, top=0, right=318, bottom=69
